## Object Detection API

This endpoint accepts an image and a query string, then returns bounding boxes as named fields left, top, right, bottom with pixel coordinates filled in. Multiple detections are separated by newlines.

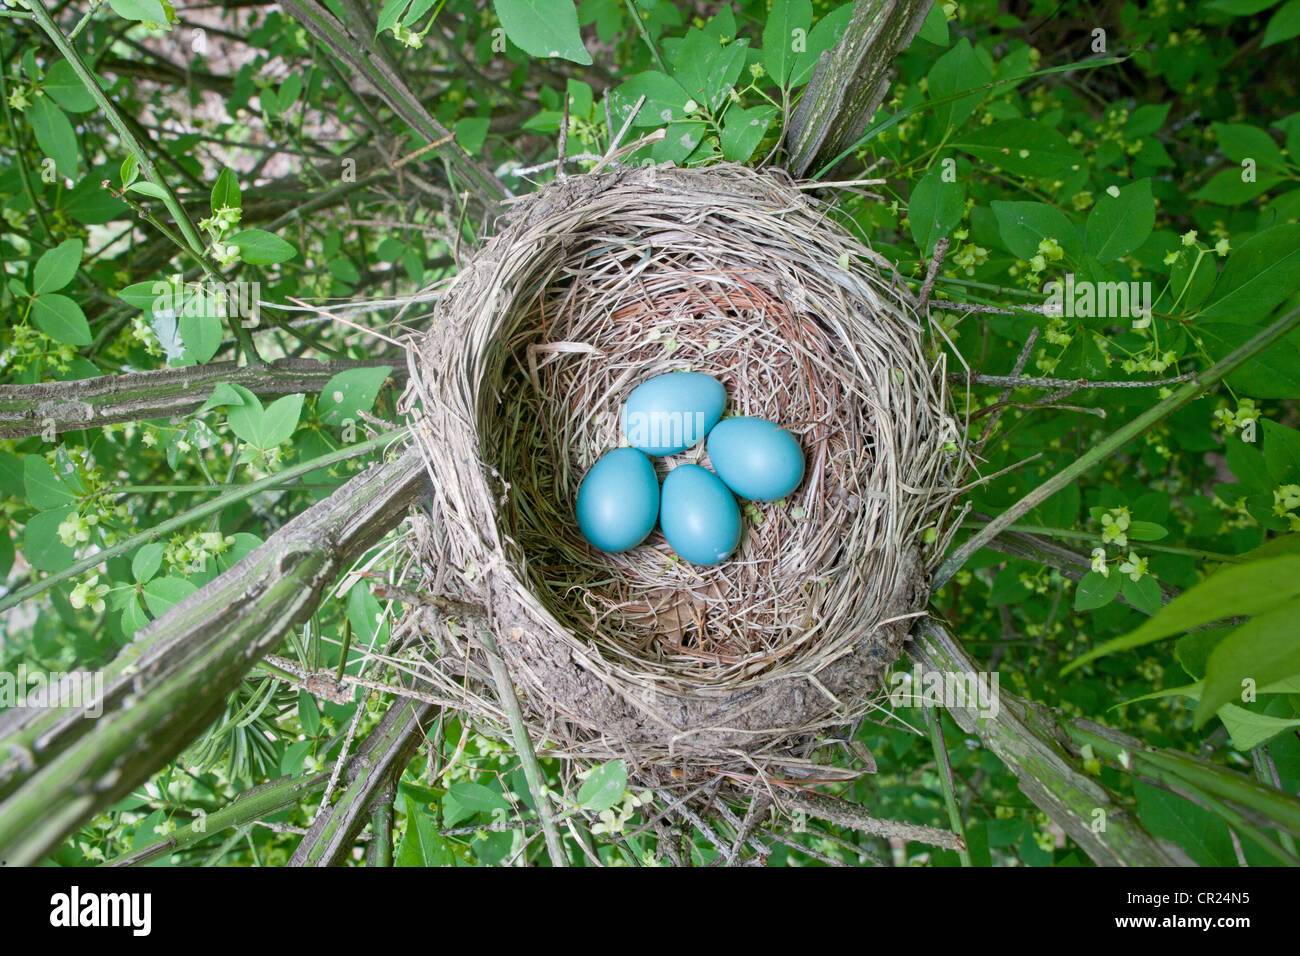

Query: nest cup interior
left=454, top=167, right=951, bottom=697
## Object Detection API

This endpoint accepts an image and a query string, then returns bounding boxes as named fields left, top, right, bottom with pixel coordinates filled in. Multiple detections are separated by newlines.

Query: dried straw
left=400, top=163, right=963, bottom=779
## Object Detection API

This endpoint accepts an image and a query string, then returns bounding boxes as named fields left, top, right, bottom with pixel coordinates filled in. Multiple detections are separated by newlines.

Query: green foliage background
left=1, top=0, right=1299, bottom=866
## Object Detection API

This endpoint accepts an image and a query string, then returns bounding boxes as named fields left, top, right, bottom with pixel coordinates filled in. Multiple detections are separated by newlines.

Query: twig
left=478, top=625, right=568, bottom=867
left=781, top=790, right=964, bottom=851
left=957, top=371, right=1196, bottom=390
left=917, top=237, right=949, bottom=314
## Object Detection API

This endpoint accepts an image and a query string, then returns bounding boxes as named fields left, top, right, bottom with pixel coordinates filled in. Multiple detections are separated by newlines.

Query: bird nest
left=400, top=163, right=962, bottom=780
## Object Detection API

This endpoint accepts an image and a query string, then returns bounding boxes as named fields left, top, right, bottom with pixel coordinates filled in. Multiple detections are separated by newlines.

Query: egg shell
left=622, top=372, right=725, bottom=456
left=659, top=464, right=741, bottom=566
left=706, top=417, right=805, bottom=502
left=576, top=448, right=660, bottom=553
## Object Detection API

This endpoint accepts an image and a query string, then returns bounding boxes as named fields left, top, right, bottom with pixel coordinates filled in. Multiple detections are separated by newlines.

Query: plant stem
left=104, top=770, right=332, bottom=866
left=925, top=708, right=972, bottom=865
left=478, top=626, right=568, bottom=867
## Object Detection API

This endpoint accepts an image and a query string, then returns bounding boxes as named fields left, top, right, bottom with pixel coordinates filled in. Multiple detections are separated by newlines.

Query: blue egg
left=576, top=448, right=660, bottom=553
left=623, top=372, right=726, bottom=456
left=659, top=464, right=741, bottom=566
left=706, top=417, right=805, bottom=502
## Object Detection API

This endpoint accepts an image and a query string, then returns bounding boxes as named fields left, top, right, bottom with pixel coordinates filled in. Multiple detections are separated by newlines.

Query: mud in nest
left=404, top=163, right=963, bottom=774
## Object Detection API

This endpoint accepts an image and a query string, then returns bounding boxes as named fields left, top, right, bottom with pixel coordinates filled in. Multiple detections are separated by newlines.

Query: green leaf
left=132, top=542, right=165, bottom=584
left=376, top=0, right=412, bottom=35
left=1073, top=569, right=1121, bottom=611
left=223, top=384, right=265, bottom=445
left=953, top=119, right=1083, bottom=179
left=1135, top=782, right=1237, bottom=866
left=443, top=781, right=510, bottom=826
left=789, top=4, right=855, bottom=88
left=1198, top=323, right=1300, bottom=398
left=32, top=294, right=92, bottom=347
left=0, top=451, right=23, bottom=499
left=396, top=809, right=453, bottom=866
left=33, top=239, right=83, bottom=295
left=453, top=117, right=490, bottom=156
left=142, top=576, right=198, bottom=616
left=1175, top=626, right=1234, bottom=680
left=762, top=0, right=812, bottom=88
left=671, top=27, right=748, bottom=113
left=1263, top=420, right=1300, bottom=484
left=120, top=154, right=139, bottom=187
left=23, top=509, right=76, bottom=571
left=178, top=309, right=223, bottom=366
left=1263, top=0, right=1300, bottom=46
left=120, top=595, right=150, bottom=637
left=1218, top=704, right=1300, bottom=750
left=259, top=394, right=304, bottom=447
left=926, top=39, right=990, bottom=132
left=1121, top=574, right=1163, bottom=615
left=1211, top=122, right=1288, bottom=170
left=1124, top=103, right=1170, bottom=139
left=607, top=71, right=689, bottom=128
left=1197, top=598, right=1300, bottom=725
left=23, top=456, right=76, bottom=509
left=127, top=181, right=170, bottom=200
left=211, top=167, right=241, bottom=213
left=910, top=167, right=966, bottom=256
left=108, top=0, right=167, bottom=21
left=28, top=95, right=78, bottom=179
left=719, top=104, right=776, bottom=163
left=1085, top=179, right=1154, bottom=264
left=42, top=61, right=97, bottom=113
left=317, top=366, right=392, bottom=426
left=229, top=229, right=297, bottom=265
left=278, top=73, right=303, bottom=114
left=917, top=1, right=950, bottom=45
left=493, top=0, right=593, bottom=64
left=576, top=759, right=627, bottom=812
left=1191, top=168, right=1284, bottom=205
left=1126, top=520, right=1167, bottom=541
left=1199, top=224, right=1300, bottom=326
left=991, top=200, right=1080, bottom=261
left=291, top=691, right=319, bottom=739
left=1206, top=0, right=1281, bottom=13
left=1064, top=555, right=1300, bottom=672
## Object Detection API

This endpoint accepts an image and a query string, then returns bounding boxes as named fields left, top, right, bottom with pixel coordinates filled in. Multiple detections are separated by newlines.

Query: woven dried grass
left=401, top=162, right=963, bottom=780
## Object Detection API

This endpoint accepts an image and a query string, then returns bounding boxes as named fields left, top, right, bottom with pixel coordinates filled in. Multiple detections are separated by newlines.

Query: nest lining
left=405, top=163, right=961, bottom=767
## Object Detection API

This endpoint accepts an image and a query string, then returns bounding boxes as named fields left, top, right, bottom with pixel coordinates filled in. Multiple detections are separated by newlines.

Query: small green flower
left=1117, top=552, right=1148, bottom=582
left=1273, top=484, right=1300, bottom=515
left=1181, top=229, right=1198, bottom=247
left=69, top=574, right=110, bottom=614
left=1100, top=508, right=1130, bottom=547
left=1090, top=547, right=1109, bottom=577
